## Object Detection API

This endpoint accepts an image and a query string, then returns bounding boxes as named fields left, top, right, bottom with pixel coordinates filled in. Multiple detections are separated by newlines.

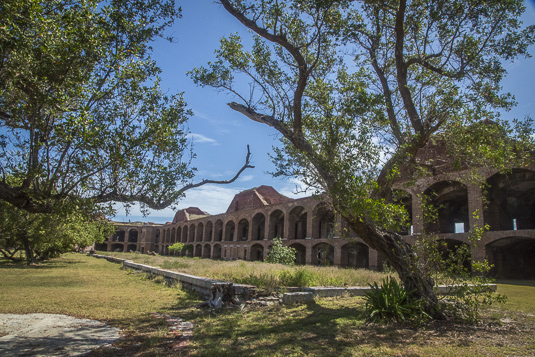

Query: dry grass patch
left=104, top=252, right=387, bottom=289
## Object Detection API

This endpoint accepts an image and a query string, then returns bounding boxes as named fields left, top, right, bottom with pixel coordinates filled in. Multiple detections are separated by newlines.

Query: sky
left=112, top=0, right=535, bottom=224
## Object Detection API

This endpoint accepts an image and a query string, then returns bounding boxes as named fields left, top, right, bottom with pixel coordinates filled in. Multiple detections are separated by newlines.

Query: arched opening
left=203, top=244, right=211, bottom=258
left=252, top=213, right=266, bottom=241
left=224, top=221, right=235, bottom=241
left=182, top=226, right=188, bottom=243
left=424, top=181, right=469, bottom=234
left=250, top=244, right=264, bottom=261
left=189, top=224, right=196, bottom=242
left=486, top=237, right=535, bottom=279
left=215, top=220, right=223, bottom=242
left=341, top=242, right=369, bottom=269
left=196, top=223, right=204, bottom=242
left=212, top=244, right=222, bottom=259
left=204, top=221, right=213, bottom=242
left=126, top=243, right=137, bottom=252
left=289, top=243, right=306, bottom=265
left=111, top=243, right=123, bottom=252
left=195, top=244, right=202, bottom=257
left=237, top=218, right=249, bottom=241
left=393, top=190, right=413, bottom=235
left=154, top=245, right=159, bottom=254
left=269, top=210, right=285, bottom=239
left=289, top=206, right=307, bottom=240
left=312, top=203, right=335, bottom=239
left=155, top=230, right=160, bottom=244
left=94, top=242, right=108, bottom=251
left=312, top=243, right=334, bottom=266
left=113, top=230, right=125, bottom=243
left=170, top=228, right=176, bottom=244
left=485, top=169, right=535, bottom=231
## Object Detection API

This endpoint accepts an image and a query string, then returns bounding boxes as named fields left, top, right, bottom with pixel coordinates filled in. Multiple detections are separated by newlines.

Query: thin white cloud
left=192, top=109, right=211, bottom=120
left=239, top=174, right=254, bottom=182
left=175, top=184, right=244, bottom=215
left=187, top=133, right=219, bottom=145
left=279, top=178, right=312, bottom=199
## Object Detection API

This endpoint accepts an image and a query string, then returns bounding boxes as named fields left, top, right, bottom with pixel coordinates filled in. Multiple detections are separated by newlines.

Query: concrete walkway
left=0, top=313, right=120, bottom=356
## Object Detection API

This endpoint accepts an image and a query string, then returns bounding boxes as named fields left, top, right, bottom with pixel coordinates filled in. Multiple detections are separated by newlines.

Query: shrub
left=168, top=242, right=185, bottom=254
left=364, top=276, right=429, bottom=323
left=265, top=238, right=296, bottom=265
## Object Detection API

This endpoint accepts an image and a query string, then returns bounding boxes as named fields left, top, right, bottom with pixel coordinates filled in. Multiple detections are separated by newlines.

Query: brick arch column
left=411, top=191, right=423, bottom=235
left=467, top=183, right=484, bottom=230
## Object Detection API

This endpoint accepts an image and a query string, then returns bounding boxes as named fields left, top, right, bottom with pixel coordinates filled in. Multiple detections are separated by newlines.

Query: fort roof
left=226, top=185, right=293, bottom=213
left=172, top=207, right=210, bottom=224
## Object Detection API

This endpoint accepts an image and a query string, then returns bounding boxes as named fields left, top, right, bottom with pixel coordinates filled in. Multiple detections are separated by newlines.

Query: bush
left=364, top=276, right=429, bottom=323
left=168, top=242, right=185, bottom=254
left=265, top=238, right=296, bottom=265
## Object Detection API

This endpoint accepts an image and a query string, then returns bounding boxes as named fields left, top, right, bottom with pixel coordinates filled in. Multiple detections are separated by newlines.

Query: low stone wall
left=281, top=283, right=497, bottom=304
left=90, top=254, right=255, bottom=300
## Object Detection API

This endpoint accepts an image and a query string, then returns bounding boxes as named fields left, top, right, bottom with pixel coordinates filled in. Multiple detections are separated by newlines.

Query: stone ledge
left=282, top=292, right=314, bottom=305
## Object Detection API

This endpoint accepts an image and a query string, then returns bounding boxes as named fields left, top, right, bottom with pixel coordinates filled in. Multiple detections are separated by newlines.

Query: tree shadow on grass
left=0, top=258, right=86, bottom=270
left=496, top=279, right=535, bottom=287
left=183, top=299, right=523, bottom=357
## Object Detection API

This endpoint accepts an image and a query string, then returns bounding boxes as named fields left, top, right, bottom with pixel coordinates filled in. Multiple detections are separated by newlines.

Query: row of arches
left=151, top=235, right=535, bottom=279
left=94, top=234, right=535, bottom=279
left=155, top=241, right=370, bottom=268
left=106, top=230, right=139, bottom=243
left=396, top=169, right=535, bottom=235
left=157, top=203, right=340, bottom=245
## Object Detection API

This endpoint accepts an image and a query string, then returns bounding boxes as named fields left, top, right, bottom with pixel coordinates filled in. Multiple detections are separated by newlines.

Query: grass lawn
left=1, top=253, right=535, bottom=356
left=0, top=253, right=202, bottom=356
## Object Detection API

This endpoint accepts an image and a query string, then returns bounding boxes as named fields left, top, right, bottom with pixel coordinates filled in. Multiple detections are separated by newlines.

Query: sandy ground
left=0, top=313, right=121, bottom=357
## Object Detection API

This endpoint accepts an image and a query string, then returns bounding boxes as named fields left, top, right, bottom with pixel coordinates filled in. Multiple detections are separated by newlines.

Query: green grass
left=0, top=253, right=202, bottom=355
left=185, top=290, right=535, bottom=356
left=2, top=253, right=535, bottom=356
left=495, top=280, right=535, bottom=313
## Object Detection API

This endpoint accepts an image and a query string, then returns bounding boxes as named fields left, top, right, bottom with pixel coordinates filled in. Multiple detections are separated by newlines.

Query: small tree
left=168, top=242, right=186, bottom=254
left=265, top=238, right=296, bottom=265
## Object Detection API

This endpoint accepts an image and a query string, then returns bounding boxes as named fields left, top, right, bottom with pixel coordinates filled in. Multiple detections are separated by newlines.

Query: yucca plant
left=364, top=276, right=428, bottom=323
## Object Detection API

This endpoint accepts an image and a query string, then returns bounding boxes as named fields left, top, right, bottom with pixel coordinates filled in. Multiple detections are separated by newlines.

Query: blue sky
left=113, top=0, right=535, bottom=224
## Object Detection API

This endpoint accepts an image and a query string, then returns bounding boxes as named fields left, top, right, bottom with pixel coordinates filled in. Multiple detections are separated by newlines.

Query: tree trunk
left=347, top=216, right=446, bottom=319
left=20, top=234, right=36, bottom=265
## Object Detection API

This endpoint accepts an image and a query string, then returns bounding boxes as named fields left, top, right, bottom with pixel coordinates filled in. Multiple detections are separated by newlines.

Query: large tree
left=0, top=0, right=253, bottom=215
left=191, top=0, right=535, bottom=318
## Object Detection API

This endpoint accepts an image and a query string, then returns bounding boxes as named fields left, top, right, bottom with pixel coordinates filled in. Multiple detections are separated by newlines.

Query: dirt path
left=0, top=313, right=121, bottom=356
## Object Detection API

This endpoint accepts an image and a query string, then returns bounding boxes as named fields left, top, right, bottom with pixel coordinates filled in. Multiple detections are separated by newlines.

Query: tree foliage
left=0, top=0, right=254, bottom=216
left=265, top=237, right=296, bottom=265
left=168, top=242, right=186, bottom=254
left=0, top=200, right=114, bottom=264
left=0, top=0, right=191, bottom=214
left=191, top=0, right=535, bottom=319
